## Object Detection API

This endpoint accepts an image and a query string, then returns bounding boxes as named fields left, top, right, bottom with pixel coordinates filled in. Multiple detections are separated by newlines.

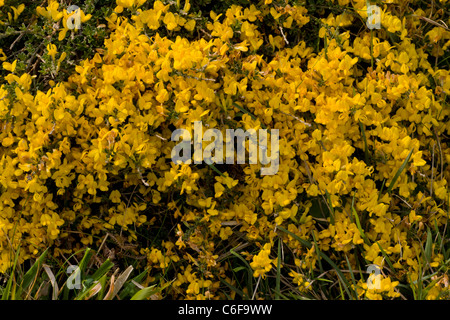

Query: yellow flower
left=163, top=12, right=178, bottom=30
left=47, top=44, right=58, bottom=61
left=11, top=4, right=25, bottom=20
left=250, top=243, right=274, bottom=278
left=0, top=48, right=6, bottom=61
left=36, top=0, right=63, bottom=21
left=412, top=151, right=426, bottom=167
left=56, top=52, right=67, bottom=71
left=58, top=29, right=68, bottom=41
left=184, top=19, right=196, bottom=31
left=2, top=59, right=17, bottom=72
left=116, top=0, right=135, bottom=9
left=109, top=190, right=122, bottom=203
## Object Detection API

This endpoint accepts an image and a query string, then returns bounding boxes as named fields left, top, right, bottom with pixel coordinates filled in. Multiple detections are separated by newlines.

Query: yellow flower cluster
left=0, top=0, right=449, bottom=299
left=36, top=0, right=92, bottom=40
left=250, top=243, right=273, bottom=278
left=355, top=273, right=401, bottom=300
left=0, top=1, right=24, bottom=25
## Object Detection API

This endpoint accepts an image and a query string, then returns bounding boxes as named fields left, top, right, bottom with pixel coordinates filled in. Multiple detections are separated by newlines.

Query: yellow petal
left=184, top=19, right=195, bottom=32
left=58, top=29, right=68, bottom=41
left=2, top=60, right=17, bottom=72
left=2, top=136, right=14, bottom=147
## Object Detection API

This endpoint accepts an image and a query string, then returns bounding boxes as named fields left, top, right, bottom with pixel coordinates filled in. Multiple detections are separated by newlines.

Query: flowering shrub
left=0, top=0, right=449, bottom=300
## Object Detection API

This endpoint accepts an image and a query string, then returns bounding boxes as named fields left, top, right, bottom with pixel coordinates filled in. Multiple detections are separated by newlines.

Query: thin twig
left=155, top=134, right=167, bottom=141
left=279, top=26, right=289, bottom=45
left=413, top=15, right=450, bottom=31
left=217, top=242, right=249, bottom=261
left=276, top=109, right=312, bottom=127
left=10, top=31, right=26, bottom=50
left=251, top=275, right=262, bottom=300
left=0, top=30, right=30, bottom=40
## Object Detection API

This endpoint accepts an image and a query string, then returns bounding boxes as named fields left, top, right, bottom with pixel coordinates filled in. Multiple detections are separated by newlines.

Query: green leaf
left=130, top=285, right=158, bottom=301
left=90, top=259, right=114, bottom=281
left=20, top=248, right=48, bottom=298
left=75, top=280, right=102, bottom=300
left=118, top=268, right=150, bottom=300
left=73, top=259, right=115, bottom=300
left=96, top=274, right=108, bottom=300
left=232, top=266, right=246, bottom=272
left=130, top=281, right=172, bottom=300
left=109, top=265, right=134, bottom=300
left=78, top=248, right=94, bottom=276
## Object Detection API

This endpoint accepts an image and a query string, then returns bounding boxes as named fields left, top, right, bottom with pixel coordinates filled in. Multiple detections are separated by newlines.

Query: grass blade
left=277, top=226, right=353, bottom=298
left=386, top=148, right=414, bottom=194
left=119, top=268, right=150, bottom=300
left=359, top=121, right=370, bottom=165
left=345, top=255, right=358, bottom=300
left=207, top=163, right=224, bottom=177
left=425, top=228, right=433, bottom=265
left=375, top=242, right=395, bottom=271
left=2, top=246, right=20, bottom=300
left=311, top=232, right=324, bottom=274
left=232, top=103, right=267, bottom=129
left=90, top=259, right=114, bottom=281
left=96, top=274, right=108, bottom=300
left=377, top=179, right=386, bottom=201
left=229, top=247, right=253, bottom=299
left=103, top=274, right=115, bottom=300
left=19, top=248, right=48, bottom=299
left=42, top=264, right=59, bottom=300
left=130, top=284, right=157, bottom=300
left=130, top=280, right=172, bottom=300
left=219, top=278, right=246, bottom=299
left=351, top=206, right=370, bottom=246
left=75, top=281, right=102, bottom=300
left=324, top=189, right=335, bottom=225
left=109, top=265, right=134, bottom=299
left=21, top=248, right=48, bottom=293
left=275, top=239, right=281, bottom=300
left=84, top=282, right=102, bottom=300
left=78, top=248, right=94, bottom=276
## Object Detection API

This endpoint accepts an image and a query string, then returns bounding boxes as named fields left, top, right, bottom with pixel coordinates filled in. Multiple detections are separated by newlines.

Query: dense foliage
left=0, top=0, right=449, bottom=300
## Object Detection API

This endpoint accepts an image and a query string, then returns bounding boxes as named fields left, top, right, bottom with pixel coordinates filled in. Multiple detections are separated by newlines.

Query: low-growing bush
left=0, top=0, right=449, bottom=300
